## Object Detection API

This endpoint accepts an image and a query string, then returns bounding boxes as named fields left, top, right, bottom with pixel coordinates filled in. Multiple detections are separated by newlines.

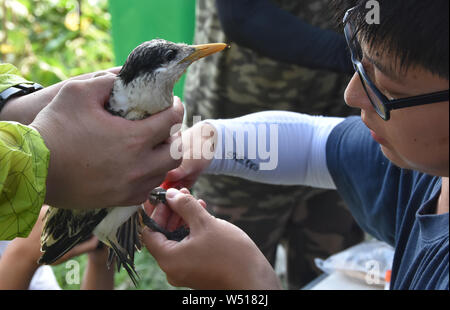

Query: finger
left=70, top=236, right=100, bottom=255
left=198, top=199, right=207, bottom=209
left=52, top=236, right=99, bottom=265
left=70, top=67, right=120, bottom=81
left=144, top=143, right=182, bottom=177
left=92, top=71, right=116, bottom=78
left=164, top=165, right=196, bottom=190
left=142, top=227, right=176, bottom=261
left=167, top=211, right=181, bottom=231
left=165, top=188, right=210, bottom=230
left=143, top=200, right=157, bottom=216
left=124, top=174, right=167, bottom=206
left=179, top=188, right=190, bottom=194
left=151, top=203, right=172, bottom=229
left=135, top=96, right=184, bottom=146
left=106, top=66, right=121, bottom=74
left=165, top=166, right=189, bottom=183
left=69, top=74, right=116, bottom=110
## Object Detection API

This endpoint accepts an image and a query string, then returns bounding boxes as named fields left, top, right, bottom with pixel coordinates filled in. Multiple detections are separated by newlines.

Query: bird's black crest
left=118, top=39, right=183, bottom=85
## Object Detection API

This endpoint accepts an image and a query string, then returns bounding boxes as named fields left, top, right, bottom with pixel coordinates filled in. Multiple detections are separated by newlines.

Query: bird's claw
left=141, top=211, right=189, bottom=242
left=148, top=187, right=167, bottom=205
left=145, top=187, right=190, bottom=241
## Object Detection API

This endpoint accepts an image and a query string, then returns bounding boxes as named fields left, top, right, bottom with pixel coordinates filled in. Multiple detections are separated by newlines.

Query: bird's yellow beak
left=179, top=43, right=228, bottom=64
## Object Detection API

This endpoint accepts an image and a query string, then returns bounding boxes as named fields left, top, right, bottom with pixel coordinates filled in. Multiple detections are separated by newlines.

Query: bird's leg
left=142, top=187, right=190, bottom=242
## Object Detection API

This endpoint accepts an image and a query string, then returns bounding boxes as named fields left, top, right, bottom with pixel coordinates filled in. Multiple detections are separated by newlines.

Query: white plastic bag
left=314, top=240, right=394, bottom=287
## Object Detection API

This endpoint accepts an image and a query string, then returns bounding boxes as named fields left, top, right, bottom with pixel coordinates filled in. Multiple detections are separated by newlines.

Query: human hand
left=3, top=205, right=101, bottom=265
left=0, top=205, right=102, bottom=289
left=30, top=74, right=184, bottom=209
left=142, top=188, right=282, bottom=290
left=0, top=67, right=121, bottom=124
left=164, top=121, right=217, bottom=190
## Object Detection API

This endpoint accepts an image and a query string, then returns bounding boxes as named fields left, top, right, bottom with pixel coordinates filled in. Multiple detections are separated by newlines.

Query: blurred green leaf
left=1, top=0, right=114, bottom=85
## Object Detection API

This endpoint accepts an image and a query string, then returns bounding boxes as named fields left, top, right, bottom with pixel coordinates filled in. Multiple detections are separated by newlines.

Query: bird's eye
left=165, top=50, right=177, bottom=62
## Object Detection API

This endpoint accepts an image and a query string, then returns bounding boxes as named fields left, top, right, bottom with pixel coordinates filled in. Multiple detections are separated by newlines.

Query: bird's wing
left=107, top=210, right=143, bottom=286
left=38, top=207, right=109, bottom=264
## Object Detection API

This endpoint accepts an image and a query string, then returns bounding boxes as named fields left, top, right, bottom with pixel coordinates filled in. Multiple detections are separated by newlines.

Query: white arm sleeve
left=203, top=111, right=344, bottom=189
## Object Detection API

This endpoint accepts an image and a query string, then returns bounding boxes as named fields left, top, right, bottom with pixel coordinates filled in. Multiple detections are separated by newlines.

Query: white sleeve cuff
left=202, top=111, right=344, bottom=189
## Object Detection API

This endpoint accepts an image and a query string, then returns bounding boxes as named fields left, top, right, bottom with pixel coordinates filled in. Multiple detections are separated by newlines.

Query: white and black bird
left=38, top=39, right=227, bottom=285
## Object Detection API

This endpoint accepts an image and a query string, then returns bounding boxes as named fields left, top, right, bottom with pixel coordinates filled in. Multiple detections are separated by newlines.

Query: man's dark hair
left=334, top=0, right=449, bottom=80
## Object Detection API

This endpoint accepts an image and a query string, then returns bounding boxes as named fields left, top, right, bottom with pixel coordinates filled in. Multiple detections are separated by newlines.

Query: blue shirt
left=326, top=117, right=449, bottom=290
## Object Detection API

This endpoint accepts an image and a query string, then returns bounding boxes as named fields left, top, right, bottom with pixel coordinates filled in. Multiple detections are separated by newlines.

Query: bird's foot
left=143, top=187, right=190, bottom=241
left=140, top=211, right=189, bottom=242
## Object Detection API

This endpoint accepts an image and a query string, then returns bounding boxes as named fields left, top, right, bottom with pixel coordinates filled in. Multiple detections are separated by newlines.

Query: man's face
left=344, top=42, right=449, bottom=177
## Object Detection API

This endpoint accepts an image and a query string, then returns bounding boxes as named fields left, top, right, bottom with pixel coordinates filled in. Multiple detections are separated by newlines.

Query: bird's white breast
left=110, top=76, right=174, bottom=120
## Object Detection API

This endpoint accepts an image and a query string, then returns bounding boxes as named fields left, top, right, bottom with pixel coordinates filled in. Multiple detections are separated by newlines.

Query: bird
left=38, top=39, right=227, bottom=286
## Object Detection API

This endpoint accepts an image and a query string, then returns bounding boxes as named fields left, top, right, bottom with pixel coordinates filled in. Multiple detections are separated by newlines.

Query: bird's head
left=108, top=39, right=227, bottom=119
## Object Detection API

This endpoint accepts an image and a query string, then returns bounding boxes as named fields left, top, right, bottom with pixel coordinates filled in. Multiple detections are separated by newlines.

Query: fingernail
left=166, top=188, right=179, bottom=199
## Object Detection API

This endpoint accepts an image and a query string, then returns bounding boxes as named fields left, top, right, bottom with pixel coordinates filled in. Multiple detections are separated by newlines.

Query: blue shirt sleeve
left=215, top=0, right=354, bottom=74
left=325, top=117, right=400, bottom=245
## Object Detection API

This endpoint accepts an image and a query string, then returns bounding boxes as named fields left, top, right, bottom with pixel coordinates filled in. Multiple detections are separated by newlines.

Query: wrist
left=232, top=253, right=282, bottom=290
left=0, top=83, right=44, bottom=124
left=0, top=96, right=20, bottom=121
left=3, top=241, right=42, bottom=269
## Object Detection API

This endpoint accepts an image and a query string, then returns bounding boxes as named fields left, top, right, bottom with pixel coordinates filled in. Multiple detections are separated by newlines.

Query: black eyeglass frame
left=343, top=8, right=449, bottom=121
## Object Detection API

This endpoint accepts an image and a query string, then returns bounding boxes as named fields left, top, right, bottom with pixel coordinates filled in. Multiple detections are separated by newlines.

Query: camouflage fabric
left=184, top=0, right=364, bottom=289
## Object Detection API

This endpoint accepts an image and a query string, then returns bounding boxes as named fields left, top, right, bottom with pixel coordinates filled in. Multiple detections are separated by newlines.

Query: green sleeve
left=0, top=63, right=32, bottom=92
left=0, top=121, right=50, bottom=240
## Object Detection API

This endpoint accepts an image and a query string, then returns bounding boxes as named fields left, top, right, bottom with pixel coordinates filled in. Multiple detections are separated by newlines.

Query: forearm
left=204, top=111, right=344, bottom=189
left=0, top=63, right=43, bottom=124
left=81, top=244, right=115, bottom=290
left=215, top=0, right=353, bottom=73
left=0, top=244, right=40, bottom=289
left=0, top=92, right=50, bottom=124
left=81, top=260, right=115, bottom=290
left=0, top=67, right=121, bottom=124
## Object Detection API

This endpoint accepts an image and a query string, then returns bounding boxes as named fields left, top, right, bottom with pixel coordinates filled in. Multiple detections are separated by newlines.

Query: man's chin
left=380, top=145, right=409, bottom=170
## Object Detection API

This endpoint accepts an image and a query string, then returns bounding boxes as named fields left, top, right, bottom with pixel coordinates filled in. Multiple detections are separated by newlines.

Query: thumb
left=165, top=166, right=189, bottom=184
left=165, top=188, right=210, bottom=231
left=84, top=74, right=116, bottom=108
left=142, top=227, right=175, bottom=261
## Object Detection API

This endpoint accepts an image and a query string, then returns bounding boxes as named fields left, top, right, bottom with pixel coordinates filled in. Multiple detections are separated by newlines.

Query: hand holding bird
left=37, top=39, right=227, bottom=286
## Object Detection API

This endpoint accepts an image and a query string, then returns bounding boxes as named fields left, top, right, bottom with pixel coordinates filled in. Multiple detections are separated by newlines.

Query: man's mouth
left=361, top=113, right=387, bottom=145
left=369, top=129, right=386, bottom=145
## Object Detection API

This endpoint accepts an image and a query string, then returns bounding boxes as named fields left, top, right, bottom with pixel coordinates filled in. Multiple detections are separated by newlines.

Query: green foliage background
left=0, top=0, right=180, bottom=290
left=0, top=0, right=113, bottom=85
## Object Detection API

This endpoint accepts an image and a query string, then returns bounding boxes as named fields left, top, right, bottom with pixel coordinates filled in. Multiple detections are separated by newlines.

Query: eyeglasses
left=343, top=8, right=449, bottom=121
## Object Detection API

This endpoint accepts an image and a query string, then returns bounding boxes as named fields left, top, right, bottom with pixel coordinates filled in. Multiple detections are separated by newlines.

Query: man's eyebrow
left=364, top=53, right=401, bottom=81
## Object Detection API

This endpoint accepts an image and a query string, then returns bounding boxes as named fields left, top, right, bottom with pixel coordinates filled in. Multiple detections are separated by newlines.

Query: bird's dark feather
left=108, top=237, right=140, bottom=287
left=108, top=211, right=142, bottom=275
left=38, top=208, right=109, bottom=264
left=118, top=39, right=189, bottom=85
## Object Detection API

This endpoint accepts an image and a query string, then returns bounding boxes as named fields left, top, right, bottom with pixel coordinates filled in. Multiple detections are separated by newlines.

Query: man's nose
left=344, top=72, right=372, bottom=110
